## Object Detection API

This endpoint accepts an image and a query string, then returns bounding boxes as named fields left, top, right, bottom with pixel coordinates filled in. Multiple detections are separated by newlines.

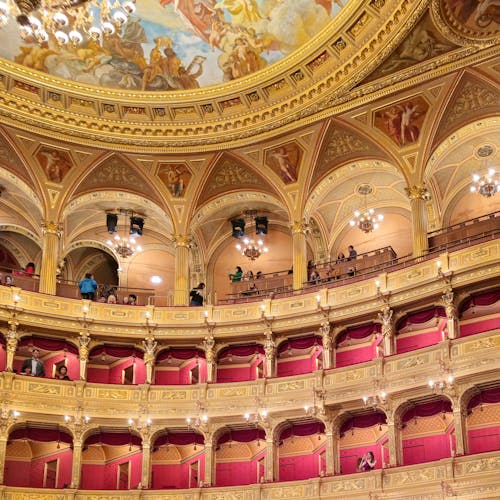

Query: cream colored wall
left=212, top=231, right=293, bottom=298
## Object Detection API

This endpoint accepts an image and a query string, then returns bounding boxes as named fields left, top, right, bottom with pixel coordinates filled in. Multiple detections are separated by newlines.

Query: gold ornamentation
left=405, top=184, right=431, bottom=201
left=41, top=220, right=62, bottom=236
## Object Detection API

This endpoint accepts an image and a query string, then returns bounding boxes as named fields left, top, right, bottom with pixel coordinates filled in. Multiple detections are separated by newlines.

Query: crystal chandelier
left=470, top=168, right=499, bottom=198
left=349, top=186, right=383, bottom=233
left=106, top=210, right=142, bottom=259
left=235, top=210, right=269, bottom=261
left=0, top=0, right=136, bottom=45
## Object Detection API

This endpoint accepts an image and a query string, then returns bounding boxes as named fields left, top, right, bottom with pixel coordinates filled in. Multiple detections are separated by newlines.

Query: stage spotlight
left=231, top=218, right=245, bottom=238
left=130, top=216, right=144, bottom=236
left=106, top=213, right=118, bottom=234
left=255, top=216, right=268, bottom=235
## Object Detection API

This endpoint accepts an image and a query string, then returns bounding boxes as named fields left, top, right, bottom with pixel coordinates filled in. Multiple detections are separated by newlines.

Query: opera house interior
left=0, top=0, right=499, bottom=498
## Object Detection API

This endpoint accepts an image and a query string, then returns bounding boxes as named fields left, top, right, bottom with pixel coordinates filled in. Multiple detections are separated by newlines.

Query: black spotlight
left=129, top=216, right=144, bottom=236
left=255, top=216, right=268, bottom=235
left=106, top=213, right=118, bottom=234
left=231, top=218, right=245, bottom=238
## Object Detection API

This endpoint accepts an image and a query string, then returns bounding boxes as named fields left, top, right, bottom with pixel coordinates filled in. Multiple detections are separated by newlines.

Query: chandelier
left=349, top=186, right=383, bottom=233
left=362, top=379, right=387, bottom=409
left=186, top=401, right=208, bottom=429
left=106, top=209, right=142, bottom=259
left=243, top=398, right=268, bottom=425
left=0, top=0, right=136, bottom=45
left=470, top=168, right=499, bottom=198
left=428, top=359, right=454, bottom=392
left=235, top=210, right=269, bottom=261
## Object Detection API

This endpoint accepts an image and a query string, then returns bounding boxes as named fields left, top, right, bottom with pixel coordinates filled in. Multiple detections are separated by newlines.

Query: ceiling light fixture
left=235, top=210, right=269, bottom=261
left=471, top=144, right=499, bottom=198
left=0, top=0, right=136, bottom=46
left=106, top=209, right=143, bottom=259
left=349, top=185, right=383, bottom=233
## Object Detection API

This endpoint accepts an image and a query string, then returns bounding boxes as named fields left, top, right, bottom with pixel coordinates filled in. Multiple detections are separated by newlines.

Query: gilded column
left=291, top=220, right=309, bottom=290
left=141, top=442, right=152, bottom=488
left=386, top=414, right=402, bottom=467
left=0, top=435, right=7, bottom=484
left=452, top=398, right=467, bottom=456
left=442, top=288, right=459, bottom=340
left=333, top=425, right=341, bottom=474
left=142, top=334, right=158, bottom=384
left=5, top=317, right=19, bottom=372
left=405, top=185, right=430, bottom=257
left=378, top=306, right=395, bottom=356
left=78, top=331, right=91, bottom=381
left=264, top=427, right=276, bottom=482
left=324, top=421, right=335, bottom=476
left=173, top=234, right=192, bottom=306
left=203, top=335, right=216, bottom=383
left=320, top=320, right=333, bottom=369
left=39, top=221, right=62, bottom=295
left=203, top=434, right=215, bottom=486
left=70, top=439, right=83, bottom=488
left=263, top=328, right=276, bottom=378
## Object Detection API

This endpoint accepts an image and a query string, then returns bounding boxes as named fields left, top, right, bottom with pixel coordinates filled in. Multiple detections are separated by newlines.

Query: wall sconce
left=260, top=304, right=266, bottom=318
left=244, top=398, right=268, bottom=424
left=186, top=401, right=209, bottom=429
left=64, top=415, right=90, bottom=424
left=436, top=260, right=453, bottom=285
left=13, top=293, right=20, bottom=305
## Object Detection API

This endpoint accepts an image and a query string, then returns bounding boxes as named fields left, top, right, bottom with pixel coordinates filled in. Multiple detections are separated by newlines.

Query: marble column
left=39, top=221, right=61, bottom=295
left=442, top=288, right=460, bottom=340
left=70, top=439, right=83, bottom=488
left=405, top=185, right=430, bottom=258
left=203, top=335, right=216, bottom=383
left=378, top=306, right=395, bottom=356
left=291, top=220, right=309, bottom=290
left=173, top=234, right=192, bottom=306
left=320, top=320, right=333, bottom=369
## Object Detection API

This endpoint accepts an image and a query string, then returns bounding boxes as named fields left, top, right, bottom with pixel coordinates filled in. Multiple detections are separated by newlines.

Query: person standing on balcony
left=78, top=273, right=97, bottom=300
left=21, top=348, right=45, bottom=377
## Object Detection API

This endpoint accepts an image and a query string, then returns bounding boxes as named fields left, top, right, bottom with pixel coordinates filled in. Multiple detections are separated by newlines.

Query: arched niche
left=154, top=348, right=206, bottom=385
left=215, top=428, right=266, bottom=487
left=5, top=425, right=73, bottom=488
left=87, top=345, right=145, bottom=385
left=151, top=431, right=205, bottom=489
left=81, top=430, right=142, bottom=490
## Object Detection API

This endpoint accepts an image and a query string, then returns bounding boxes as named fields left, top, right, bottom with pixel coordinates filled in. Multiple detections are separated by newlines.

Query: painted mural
left=157, top=162, right=192, bottom=197
left=36, top=147, right=73, bottom=183
left=265, top=143, right=301, bottom=184
left=443, top=0, right=500, bottom=33
left=0, top=1, right=346, bottom=91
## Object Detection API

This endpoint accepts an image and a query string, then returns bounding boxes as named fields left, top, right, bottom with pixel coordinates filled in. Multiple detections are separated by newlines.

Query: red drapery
left=460, top=290, right=500, bottom=313
left=218, top=345, right=264, bottom=359
left=468, top=387, right=500, bottom=409
left=18, top=336, right=78, bottom=355
left=85, top=432, right=142, bottom=446
left=398, top=307, right=446, bottom=329
left=277, top=336, right=321, bottom=354
left=218, top=428, right=266, bottom=445
left=89, top=345, right=144, bottom=359
left=157, top=348, right=205, bottom=361
left=154, top=432, right=204, bottom=447
left=340, top=412, right=386, bottom=434
left=402, top=400, right=452, bottom=423
left=280, top=421, right=325, bottom=440
left=9, top=428, right=72, bottom=443
left=336, top=324, right=381, bottom=345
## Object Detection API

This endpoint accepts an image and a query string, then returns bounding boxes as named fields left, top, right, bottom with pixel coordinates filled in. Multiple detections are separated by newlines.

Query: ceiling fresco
left=0, top=0, right=347, bottom=91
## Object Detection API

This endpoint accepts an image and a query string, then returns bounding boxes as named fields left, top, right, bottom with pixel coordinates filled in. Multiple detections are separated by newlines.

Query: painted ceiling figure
left=214, top=0, right=264, bottom=26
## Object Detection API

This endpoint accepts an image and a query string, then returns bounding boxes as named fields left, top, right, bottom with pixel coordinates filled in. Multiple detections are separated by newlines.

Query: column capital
left=172, top=234, right=193, bottom=248
left=41, top=220, right=62, bottom=237
left=404, top=184, right=431, bottom=201
left=291, top=219, right=309, bottom=234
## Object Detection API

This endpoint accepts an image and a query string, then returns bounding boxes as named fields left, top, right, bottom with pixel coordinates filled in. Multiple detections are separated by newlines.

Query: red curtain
left=9, top=428, right=72, bottom=443
left=280, top=421, right=325, bottom=440
left=336, top=324, right=381, bottom=345
left=460, top=290, right=500, bottom=312
left=340, top=413, right=386, bottom=434
left=398, top=307, right=446, bottom=329
left=157, top=348, right=205, bottom=361
left=18, top=336, right=78, bottom=355
left=218, top=345, right=264, bottom=359
left=89, top=346, right=144, bottom=359
left=403, top=400, right=452, bottom=423
left=154, top=432, right=204, bottom=447
left=218, top=428, right=266, bottom=445
left=468, top=387, right=500, bottom=409
left=85, top=432, right=142, bottom=446
left=277, top=336, right=321, bottom=354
